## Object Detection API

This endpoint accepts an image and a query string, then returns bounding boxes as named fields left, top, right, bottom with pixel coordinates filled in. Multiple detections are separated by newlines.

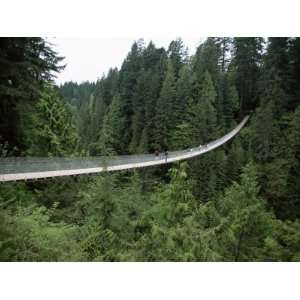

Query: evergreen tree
left=154, top=59, right=177, bottom=150
left=193, top=37, right=221, bottom=84
left=289, top=38, right=300, bottom=108
left=221, top=72, right=239, bottom=130
left=175, top=65, right=197, bottom=123
left=118, top=40, right=144, bottom=152
left=231, top=37, right=264, bottom=113
left=193, top=70, right=218, bottom=143
left=97, top=95, right=124, bottom=155
left=0, top=37, right=64, bottom=153
left=129, top=69, right=148, bottom=153
left=167, top=38, right=188, bottom=78
left=24, top=85, right=78, bottom=156
left=216, top=37, right=233, bottom=72
left=251, top=100, right=277, bottom=162
left=213, top=163, right=277, bottom=261
left=135, top=163, right=219, bottom=261
left=285, top=105, right=300, bottom=219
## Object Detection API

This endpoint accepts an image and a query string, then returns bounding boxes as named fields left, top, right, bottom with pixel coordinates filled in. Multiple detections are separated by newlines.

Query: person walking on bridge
left=155, top=149, right=160, bottom=160
left=164, top=149, right=168, bottom=162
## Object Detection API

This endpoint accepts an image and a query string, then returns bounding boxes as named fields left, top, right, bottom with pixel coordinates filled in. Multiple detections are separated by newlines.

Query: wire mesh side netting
left=0, top=116, right=249, bottom=176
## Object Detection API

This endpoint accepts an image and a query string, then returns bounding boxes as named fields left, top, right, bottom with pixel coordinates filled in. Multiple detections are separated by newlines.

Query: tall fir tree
left=97, top=95, right=124, bottom=155
left=154, top=59, right=177, bottom=150
left=24, top=85, right=78, bottom=156
left=0, top=37, right=64, bottom=153
left=231, top=37, right=264, bottom=114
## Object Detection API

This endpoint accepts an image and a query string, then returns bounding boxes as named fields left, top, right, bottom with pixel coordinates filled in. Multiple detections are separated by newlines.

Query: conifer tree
left=193, top=38, right=221, bottom=84
left=154, top=59, right=177, bottom=150
left=167, top=38, right=188, bottom=78
left=231, top=37, right=264, bottom=113
left=97, top=95, right=123, bottom=155
left=216, top=37, right=233, bottom=72
left=289, top=38, right=300, bottom=108
left=193, top=70, right=218, bottom=143
left=24, top=85, right=78, bottom=156
left=118, top=40, right=144, bottom=152
left=285, top=105, right=300, bottom=219
left=129, top=69, right=147, bottom=153
left=175, top=65, right=196, bottom=124
left=213, top=163, right=277, bottom=261
left=0, top=37, right=64, bottom=152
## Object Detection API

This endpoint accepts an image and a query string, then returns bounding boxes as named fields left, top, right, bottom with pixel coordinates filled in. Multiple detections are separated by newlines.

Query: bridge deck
left=0, top=116, right=249, bottom=182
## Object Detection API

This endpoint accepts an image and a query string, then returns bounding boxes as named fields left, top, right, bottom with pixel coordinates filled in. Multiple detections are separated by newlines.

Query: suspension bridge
left=0, top=116, right=249, bottom=182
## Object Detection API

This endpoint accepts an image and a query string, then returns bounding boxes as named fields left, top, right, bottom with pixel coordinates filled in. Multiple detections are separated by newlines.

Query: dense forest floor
left=0, top=37, right=300, bottom=261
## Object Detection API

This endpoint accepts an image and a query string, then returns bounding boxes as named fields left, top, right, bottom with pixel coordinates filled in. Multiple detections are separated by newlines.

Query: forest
left=0, top=37, right=299, bottom=261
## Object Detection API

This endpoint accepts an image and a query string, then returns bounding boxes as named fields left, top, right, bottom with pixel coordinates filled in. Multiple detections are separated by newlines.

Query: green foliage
left=1, top=205, right=85, bottom=261
left=167, top=38, right=187, bottom=78
left=133, top=163, right=219, bottom=261
left=231, top=37, right=264, bottom=112
left=170, top=122, right=194, bottom=149
left=0, top=184, right=85, bottom=261
left=97, top=95, right=124, bottom=155
left=154, top=59, right=177, bottom=149
left=193, top=37, right=221, bottom=84
left=0, top=37, right=64, bottom=153
left=213, top=163, right=275, bottom=261
left=24, top=85, right=78, bottom=156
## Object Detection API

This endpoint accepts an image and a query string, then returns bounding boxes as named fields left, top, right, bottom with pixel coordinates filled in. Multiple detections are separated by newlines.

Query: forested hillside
left=0, top=37, right=300, bottom=261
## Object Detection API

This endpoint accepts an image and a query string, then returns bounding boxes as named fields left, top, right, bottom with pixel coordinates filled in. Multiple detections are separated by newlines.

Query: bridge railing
left=0, top=116, right=249, bottom=178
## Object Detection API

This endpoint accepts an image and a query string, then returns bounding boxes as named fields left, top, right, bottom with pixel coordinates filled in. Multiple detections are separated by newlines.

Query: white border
left=0, top=263, right=299, bottom=300
left=1, top=0, right=300, bottom=37
left=0, top=1, right=299, bottom=299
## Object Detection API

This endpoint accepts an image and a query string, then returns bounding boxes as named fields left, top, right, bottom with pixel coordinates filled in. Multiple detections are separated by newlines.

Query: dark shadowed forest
left=0, top=37, right=300, bottom=261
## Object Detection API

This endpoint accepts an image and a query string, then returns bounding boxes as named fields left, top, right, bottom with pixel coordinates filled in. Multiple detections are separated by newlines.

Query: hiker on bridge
left=155, top=149, right=160, bottom=160
left=164, top=149, right=168, bottom=162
